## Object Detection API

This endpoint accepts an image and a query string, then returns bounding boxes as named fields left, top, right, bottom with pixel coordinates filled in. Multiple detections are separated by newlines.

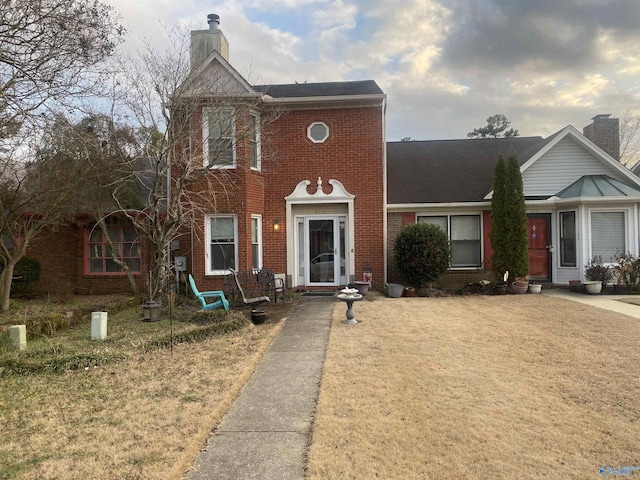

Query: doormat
left=302, top=291, right=336, bottom=297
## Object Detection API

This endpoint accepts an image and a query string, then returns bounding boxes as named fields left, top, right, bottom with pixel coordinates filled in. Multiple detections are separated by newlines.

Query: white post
left=8, top=325, right=26, bottom=350
left=91, top=312, right=108, bottom=340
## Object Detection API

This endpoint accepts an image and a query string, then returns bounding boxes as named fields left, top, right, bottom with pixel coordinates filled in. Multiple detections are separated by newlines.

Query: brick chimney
left=583, top=114, right=620, bottom=161
left=190, top=14, right=229, bottom=71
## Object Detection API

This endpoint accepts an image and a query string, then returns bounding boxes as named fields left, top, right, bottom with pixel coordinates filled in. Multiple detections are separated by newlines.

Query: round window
left=307, top=122, right=329, bottom=143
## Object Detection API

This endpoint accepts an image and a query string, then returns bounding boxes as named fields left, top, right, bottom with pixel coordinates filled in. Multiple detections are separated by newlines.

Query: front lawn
left=0, top=297, right=292, bottom=479
left=307, top=295, right=640, bottom=479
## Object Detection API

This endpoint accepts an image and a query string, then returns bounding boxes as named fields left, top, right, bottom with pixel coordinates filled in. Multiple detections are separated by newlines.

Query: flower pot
left=584, top=281, right=602, bottom=295
left=511, top=282, right=528, bottom=294
left=251, top=309, right=267, bottom=324
left=354, top=281, right=371, bottom=296
left=493, top=283, right=507, bottom=295
left=403, top=287, right=416, bottom=297
left=528, top=284, right=542, bottom=294
left=515, top=277, right=529, bottom=288
left=387, top=283, right=404, bottom=298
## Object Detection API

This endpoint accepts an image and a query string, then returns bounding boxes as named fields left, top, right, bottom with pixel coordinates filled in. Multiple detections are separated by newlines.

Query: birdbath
left=337, top=288, right=362, bottom=324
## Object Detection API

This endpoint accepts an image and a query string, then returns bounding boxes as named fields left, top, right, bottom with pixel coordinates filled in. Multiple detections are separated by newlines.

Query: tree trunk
left=0, top=261, right=17, bottom=312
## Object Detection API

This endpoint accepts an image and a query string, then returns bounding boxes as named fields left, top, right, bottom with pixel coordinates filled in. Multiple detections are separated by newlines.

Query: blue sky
left=110, top=0, right=640, bottom=145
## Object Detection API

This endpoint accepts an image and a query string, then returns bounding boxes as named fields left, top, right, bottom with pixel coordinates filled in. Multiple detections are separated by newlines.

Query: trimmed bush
left=394, top=222, right=451, bottom=289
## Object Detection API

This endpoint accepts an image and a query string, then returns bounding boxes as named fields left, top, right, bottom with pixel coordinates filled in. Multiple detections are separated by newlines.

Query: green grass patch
left=0, top=304, right=251, bottom=376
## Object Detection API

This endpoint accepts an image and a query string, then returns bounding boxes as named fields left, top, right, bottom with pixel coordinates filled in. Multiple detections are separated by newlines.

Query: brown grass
left=307, top=295, right=640, bottom=479
left=0, top=301, right=294, bottom=479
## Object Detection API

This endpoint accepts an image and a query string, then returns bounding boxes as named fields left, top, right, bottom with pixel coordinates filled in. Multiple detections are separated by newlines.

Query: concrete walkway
left=187, top=295, right=336, bottom=480
left=543, top=288, right=640, bottom=319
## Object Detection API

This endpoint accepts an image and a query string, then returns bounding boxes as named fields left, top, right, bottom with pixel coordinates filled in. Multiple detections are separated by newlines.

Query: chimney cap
left=207, top=14, right=220, bottom=30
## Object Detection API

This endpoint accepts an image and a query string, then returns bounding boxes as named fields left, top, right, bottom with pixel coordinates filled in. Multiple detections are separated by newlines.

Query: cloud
left=437, top=0, right=640, bottom=76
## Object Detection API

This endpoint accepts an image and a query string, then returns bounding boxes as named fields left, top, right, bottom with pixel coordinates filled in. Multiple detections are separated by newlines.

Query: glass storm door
left=307, top=217, right=340, bottom=286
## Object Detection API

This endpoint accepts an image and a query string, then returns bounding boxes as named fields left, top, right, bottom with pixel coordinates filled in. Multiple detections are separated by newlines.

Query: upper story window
left=249, top=112, right=261, bottom=170
left=307, top=121, right=329, bottom=143
left=85, top=218, right=141, bottom=275
left=203, top=107, right=235, bottom=168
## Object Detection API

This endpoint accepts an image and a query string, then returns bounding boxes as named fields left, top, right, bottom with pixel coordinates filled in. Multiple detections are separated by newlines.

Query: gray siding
left=522, top=137, right=625, bottom=197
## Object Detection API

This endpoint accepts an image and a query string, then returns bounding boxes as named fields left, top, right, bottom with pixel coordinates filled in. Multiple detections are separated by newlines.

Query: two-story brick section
left=182, top=14, right=386, bottom=293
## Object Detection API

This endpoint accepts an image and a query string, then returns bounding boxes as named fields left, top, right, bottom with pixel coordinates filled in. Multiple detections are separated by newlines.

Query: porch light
left=273, top=219, right=280, bottom=231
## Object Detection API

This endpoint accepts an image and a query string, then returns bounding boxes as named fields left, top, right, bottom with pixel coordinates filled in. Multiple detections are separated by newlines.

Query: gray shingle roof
left=253, top=80, right=383, bottom=98
left=387, top=137, right=545, bottom=204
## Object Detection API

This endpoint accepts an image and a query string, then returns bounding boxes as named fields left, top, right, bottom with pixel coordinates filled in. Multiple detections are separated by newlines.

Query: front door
left=527, top=214, right=551, bottom=281
left=307, top=217, right=340, bottom=286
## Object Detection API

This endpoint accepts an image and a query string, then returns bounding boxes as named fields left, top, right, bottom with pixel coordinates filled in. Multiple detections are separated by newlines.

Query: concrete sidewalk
left=542, top=288, right=640, bottom=319
left=187, top=295, right=336, bottom=480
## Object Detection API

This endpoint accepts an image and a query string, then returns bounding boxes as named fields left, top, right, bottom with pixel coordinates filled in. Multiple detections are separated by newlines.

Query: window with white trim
left=251, top=215, right=262, bottom=270
left=591, top=211, right=625, bottom=262
left=559, top=211, right=577, bottom=267
left=203, top=108, right=235, bottom=168
left=307, top=121, right=329, bottom=143
left=418, top=215, right=481, bottom=267
left=206, top=215, right=237, bottom=274
left=249, top=112, right=261, bottom=170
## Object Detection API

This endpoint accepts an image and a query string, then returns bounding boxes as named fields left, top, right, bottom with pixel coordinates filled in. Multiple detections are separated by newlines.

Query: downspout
left=382, top=96, right=388, bottom=287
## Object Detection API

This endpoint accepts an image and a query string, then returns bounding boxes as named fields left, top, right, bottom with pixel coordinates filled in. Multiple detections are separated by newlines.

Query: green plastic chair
left=188, top=274, right=230, bottom=311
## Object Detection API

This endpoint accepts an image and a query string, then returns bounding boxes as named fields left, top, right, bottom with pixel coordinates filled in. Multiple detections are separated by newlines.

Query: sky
left=108, top=0, right=640, bottom=142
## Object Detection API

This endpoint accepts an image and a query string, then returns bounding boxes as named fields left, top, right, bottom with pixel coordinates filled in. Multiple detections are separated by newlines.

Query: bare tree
left=93, top=26, right=282, bottom=302
left=0, top=0, right=124, bottom=310
left=0, top=0, right=124, bottom=134
left=620, top=110, right=640, bottom=167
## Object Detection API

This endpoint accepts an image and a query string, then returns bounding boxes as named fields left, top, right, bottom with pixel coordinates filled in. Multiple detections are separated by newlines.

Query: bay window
left=591, top=211, right=625, bottom=262
left=203, top=108, right=235, bottom=168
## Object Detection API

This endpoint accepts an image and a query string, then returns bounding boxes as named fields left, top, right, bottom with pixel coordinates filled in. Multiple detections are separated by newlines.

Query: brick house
left=26, top=15, right=387, bottom=296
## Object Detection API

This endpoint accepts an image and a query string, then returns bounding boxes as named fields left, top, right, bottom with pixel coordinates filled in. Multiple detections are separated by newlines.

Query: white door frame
left=285, top=178, right=355, bottom=288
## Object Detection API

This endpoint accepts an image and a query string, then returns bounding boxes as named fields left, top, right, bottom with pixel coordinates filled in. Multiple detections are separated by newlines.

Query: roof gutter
left=261, top=93, right=387, bottom=105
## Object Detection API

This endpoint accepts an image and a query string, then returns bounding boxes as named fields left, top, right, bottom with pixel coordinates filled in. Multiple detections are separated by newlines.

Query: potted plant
left=584, top=256, right=612, bottom=294
left=528, top=281, right=542, bottom=294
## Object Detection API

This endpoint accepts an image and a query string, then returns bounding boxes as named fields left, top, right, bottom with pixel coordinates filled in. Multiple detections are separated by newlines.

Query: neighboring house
left=387, top=114, right=640, bottom=288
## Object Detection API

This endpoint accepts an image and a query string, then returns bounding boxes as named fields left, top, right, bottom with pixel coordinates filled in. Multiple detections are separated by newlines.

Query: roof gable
left=180, top=51, right=258, bottom=98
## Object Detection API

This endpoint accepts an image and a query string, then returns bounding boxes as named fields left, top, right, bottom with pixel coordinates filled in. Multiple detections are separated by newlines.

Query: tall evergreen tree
left=490, top=155, right=508, bottom=280
left=506, top=152, right=529, bottom=279
left=490, top=152, right=528, bottom=283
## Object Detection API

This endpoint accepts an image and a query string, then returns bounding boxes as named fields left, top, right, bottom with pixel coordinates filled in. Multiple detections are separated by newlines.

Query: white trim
left=417, top=213, right=483, bottom=268
left=205, top=214, right=238, bottom=275
left=307, top=121, right=329, bottom=143
left=262, top=94, right=386, bottom=105
left=251, top=215, right=262, bottom=270
left=484, top=125, right=640, bottom=200
left=285, top=178, right=355, bottom=287
left=250, top=111, right=261, bottom=171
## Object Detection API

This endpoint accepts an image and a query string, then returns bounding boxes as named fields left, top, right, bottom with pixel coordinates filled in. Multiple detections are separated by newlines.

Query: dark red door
left=527, top=215, right=551, bottom=280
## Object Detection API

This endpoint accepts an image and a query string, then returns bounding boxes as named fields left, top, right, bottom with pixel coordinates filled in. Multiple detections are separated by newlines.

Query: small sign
left=532, top=233, right=537, bottom=238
